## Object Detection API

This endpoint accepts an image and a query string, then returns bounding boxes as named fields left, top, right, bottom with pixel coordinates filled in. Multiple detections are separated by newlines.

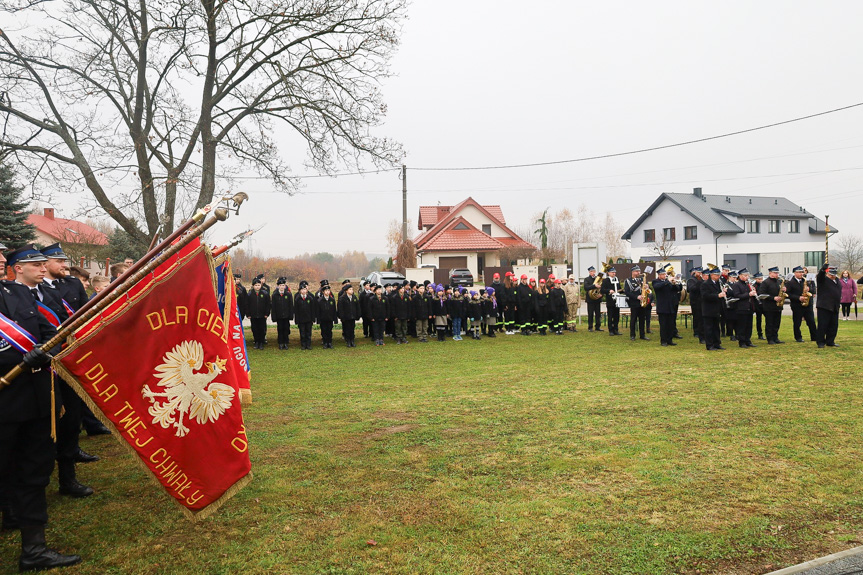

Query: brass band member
left=752, top=272, right=765, bottom=340
left=759, top=266, right=785, bottom=344
left=701, top=267, right=726, bottom=350
left=815, top=264, right=842, bottom=348
left=651, top=265, right=682, bottom=346
left=624, top=265, right=648, bottom=341
left=730, top=268, right=757, bottom=348
left=687, top=267, right=704, bottom=343
left=786, top=265, right=816, bottom=343
left=600, top=267, right=622, bottom=336
left=583, top=266, right=603, bottom=332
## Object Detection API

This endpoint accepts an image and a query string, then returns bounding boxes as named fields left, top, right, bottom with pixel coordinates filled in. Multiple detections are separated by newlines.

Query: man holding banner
left=0, top=243, right=83, bottom=571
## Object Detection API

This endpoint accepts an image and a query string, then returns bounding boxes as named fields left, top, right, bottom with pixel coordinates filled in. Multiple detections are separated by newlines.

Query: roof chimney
left=726, top=196, right=731, bottom=203
left=693, top=187, right=702, bottom=198
left=43, top=208, right=55, bottom=220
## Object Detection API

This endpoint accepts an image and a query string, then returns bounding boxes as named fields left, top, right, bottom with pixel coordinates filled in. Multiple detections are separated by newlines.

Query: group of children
left=238, top=272, right=579, bottom=350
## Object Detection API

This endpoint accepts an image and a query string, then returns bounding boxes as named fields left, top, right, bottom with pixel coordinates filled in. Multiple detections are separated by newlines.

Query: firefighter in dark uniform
left=488, top=273, right=504, bottom=333
left=1, top=244, right=82, bottom=571
left=369, top=284, right=389, bottom=346
left=516, top=274, right=533, bottom=335
left=600, top=267, right=622, bottom=336
left=786, top=265, right=817, bottom=342
left=719, top=265, right=735, bottom=340
left=651, top=265, right=682, bottom=346
left=815, top=264, right=842, bottom=348
left=270, top=278, right=293, bottom=350
left=35, top=246, right=97, bottom=497
left=687, top=267, right=704, bottom=343
left=293, top=281, right=316, bottom=351
left=730, top=268, right=757, bottom=348
left=759, top=266, right=785, bottom=344
left=338, top=283, right=362, bottom=347
left=701, top=267, right=725, bottom=351
left=316, top=282, right=338, bottom=349
left=752, top=272, right=766, bottom=339
left=624, top=266, right=649, bottom=341
left=583, top=266, right=603, bottom=332
left=41, top=244, right=109, bottom=437
left=359, top=281, right=373, bottom=338
left=246, top=277, right=271, bottom=349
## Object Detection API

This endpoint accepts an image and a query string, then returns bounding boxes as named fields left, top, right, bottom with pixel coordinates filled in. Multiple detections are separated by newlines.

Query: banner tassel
left=239, top=388, right=253, bottom=405
left=50, top=369, right=57, bottom=442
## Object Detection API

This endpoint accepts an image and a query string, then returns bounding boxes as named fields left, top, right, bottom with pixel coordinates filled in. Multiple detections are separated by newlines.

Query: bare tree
left=835, top=233, right=863, bottom=275
left=601, top=212, right=626, bottom=259
left=649, top=236, right=680, bottom=259
left=0, top=0, right=405, bottom=245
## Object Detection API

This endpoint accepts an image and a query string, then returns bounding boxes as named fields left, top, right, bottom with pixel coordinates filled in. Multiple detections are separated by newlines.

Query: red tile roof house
left=27, top=208, right=109, bottom=275
left=414, top=197, right=535, bottom=282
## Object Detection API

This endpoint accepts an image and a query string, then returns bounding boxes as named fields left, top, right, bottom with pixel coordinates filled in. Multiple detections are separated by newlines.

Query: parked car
left=364, top=271, right=407, bottom=287
left=449, top=268, right=474, bottom=287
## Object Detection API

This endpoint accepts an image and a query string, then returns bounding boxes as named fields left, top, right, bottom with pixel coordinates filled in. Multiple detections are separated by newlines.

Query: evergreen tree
left=107, top=226, right=148, bottom=262
left=0, top=162, right=37, bottom=248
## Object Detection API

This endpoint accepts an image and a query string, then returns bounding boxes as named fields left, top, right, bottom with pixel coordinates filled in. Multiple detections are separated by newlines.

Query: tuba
left=640, top=273, right=651, bottom=308
left=588, top=260, right=612, bottom=300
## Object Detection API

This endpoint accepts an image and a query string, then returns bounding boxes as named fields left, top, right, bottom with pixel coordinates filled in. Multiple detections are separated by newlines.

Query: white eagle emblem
left=142, top=340, right=235, bottom=437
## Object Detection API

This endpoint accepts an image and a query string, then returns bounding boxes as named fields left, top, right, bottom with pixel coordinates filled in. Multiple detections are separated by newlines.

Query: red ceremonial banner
left=222, top=259, right=252, bottom=404
left=53, top=239, right=252, bottom=520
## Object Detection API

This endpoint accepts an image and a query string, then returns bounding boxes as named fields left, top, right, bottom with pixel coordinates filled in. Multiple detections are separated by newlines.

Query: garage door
left=439, top=256, right=468, bottom=270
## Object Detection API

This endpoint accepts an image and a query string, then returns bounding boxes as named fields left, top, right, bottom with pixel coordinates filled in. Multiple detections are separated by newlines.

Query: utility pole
left=401, top=164, right=408, bottom=243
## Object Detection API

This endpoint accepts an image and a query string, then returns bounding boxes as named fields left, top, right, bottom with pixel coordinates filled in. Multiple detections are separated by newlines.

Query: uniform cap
left=277, top=277, right=287, bottom=285
left=342, top=279, right=351, bottom=285
left=539, top=278, right=546, bottom=284
left=548, top=274, right=555, bottom=280
left=631, top=265, right=641, bottom=272
left=607, top=267, right=616, bottom=272
left=233, top=273, right=242, bottom=279
left=657, top=267, right=667, bottom=275
left=768, top=266, right=779, bottom=273
left=493, top=273, right=500, bottom=279
left=721, top=264, right=731, bottom=270
left=793, top=266, right=804, bottom=272
left=587, top=266, right=596, bottom=272
left=505, top=271, right=513, bottom=277
left=828, top=266, right=838, bottom=274
left=728, top=271, right=738, bottom=278
left=554, top=279, right=562, bottom=284
left=520, top=274, right=528, bottom=279
left=299, top=280, right=309, bottom=289
left=709, top=268, right=721, bottom=275
left=753, top=272, right=763, bottom=278
left=40, top=243, right=68, bottom=259
left=8, top=245, right=49, bottom=267
left=738, top=268, right=749, bottom=275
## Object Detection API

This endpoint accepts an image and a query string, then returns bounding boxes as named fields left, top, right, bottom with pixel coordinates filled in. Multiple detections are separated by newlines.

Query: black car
left=449, top=268, right=474, bottom=287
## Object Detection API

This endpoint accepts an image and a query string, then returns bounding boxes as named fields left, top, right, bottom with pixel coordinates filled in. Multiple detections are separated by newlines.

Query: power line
left=410, top=102, right=863, bottom=172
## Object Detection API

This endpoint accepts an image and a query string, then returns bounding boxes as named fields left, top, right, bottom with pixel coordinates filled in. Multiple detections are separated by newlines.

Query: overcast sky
left=48, top=1, right=863, bottom=257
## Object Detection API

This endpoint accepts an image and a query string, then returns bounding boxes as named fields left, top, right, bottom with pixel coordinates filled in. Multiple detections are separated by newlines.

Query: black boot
left=74, top=448, right=99, bottom=464
left=18, top=525, right=81, bottom=572
left=58, top=462, right=94, bottom=498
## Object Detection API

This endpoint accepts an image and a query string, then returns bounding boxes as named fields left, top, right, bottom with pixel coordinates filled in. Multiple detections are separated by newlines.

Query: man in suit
left=1, top=244, right=82, bottom=571
left=687, top=267, right=704, bottom=343
left=759, top=266, right=786, bottom=344
left=651, top=265, right=682, bottom=346
left=730, top=268, right=757, bottom=348
left=815, top=264, right=842, bottom=348
left=786, top=265, right=817, bottom=342
left=583, top=266, right=603, bottom=332
left=624, top=266, right=648, bottom=341
left=600, top=267, right=622, bottom=336
left=701, top=267, right=726, bottom=351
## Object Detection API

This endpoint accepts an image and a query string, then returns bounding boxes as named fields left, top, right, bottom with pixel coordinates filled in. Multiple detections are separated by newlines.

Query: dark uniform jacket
left=0, top=281, right=60, bottom=422
left=468, top=299, right=483, bottom=322
left=236, top=284, right=248, bottom=318
left=652, top=278, right=682, bottom=314
left=516, top=283, right=533, bottom=310
left=316, top=294, right=338, bottom=324
left=293, top=293, right=316, bottom=323
left=503, top=285, right=518, bottom=309
left=270, top=289, right=294, bottom=321
left=700, top=278, right=724, bottom=318
left=38, top=282, right=72, bottom=323
left=447, top=296, right=464, bottom=319
left=359, top=290, right=372, bottom=320
left=600, top=276, right=621, bottom=304
left=785, top=276, right=810, bottom=307
left=549, top=287, right=567, bottom=315
left=624, top=277, right=645, bottom=308
left=482, top=297, right=496, bottom=318
left=246, top=289, right=271, bottom=318
left=338, top=293, right=361, bottom=322
left=686, top=277, right=702, bottom=308
left=411, top=293, right=432, bottom=320
left=759, top=277, right=783, bottom=312
left=390, top=293, right=410, bottom=320
left=815, top=268, right=841, bottom=312
left=370, top=294, right=389, bottom=320
left=584, top=274, right=601, bottom=299
left=730, top=280, right=754, bottom=313
left=48, top=275, right=88, bottom=312
left=533, top=289, right=549, bottom=314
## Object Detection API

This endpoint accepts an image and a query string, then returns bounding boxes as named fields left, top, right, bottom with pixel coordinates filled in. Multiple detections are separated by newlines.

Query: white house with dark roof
left=621, top=188, right=836, bottom=275
left=414, top=197, right=534, bottom=280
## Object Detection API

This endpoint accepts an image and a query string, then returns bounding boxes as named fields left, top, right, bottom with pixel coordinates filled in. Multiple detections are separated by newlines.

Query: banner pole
left=0, top=207, right=234, bottom=390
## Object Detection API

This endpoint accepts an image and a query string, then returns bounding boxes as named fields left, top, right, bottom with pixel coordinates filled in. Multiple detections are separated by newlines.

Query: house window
left=644, top=229, right=655, bottom=243
left=789, top=220, right=800, bottom=233
left=768, top=220, right=781, bottom=233
left=482, top=224, right=491, bottom=236
left=804, top=251, right=825, bottom=267
left=453, top=222, right=470, bottom=230
left=684, top=226, right=697, bottom=240
left=746, top=219, right=760, bottom=233
left=724, top=259, right=736, bottom=269
left=663, top=227, right=675, bottom=241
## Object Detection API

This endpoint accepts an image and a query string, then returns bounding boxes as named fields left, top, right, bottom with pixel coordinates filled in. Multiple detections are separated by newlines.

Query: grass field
left=2, top=319, right=862, bottom=574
